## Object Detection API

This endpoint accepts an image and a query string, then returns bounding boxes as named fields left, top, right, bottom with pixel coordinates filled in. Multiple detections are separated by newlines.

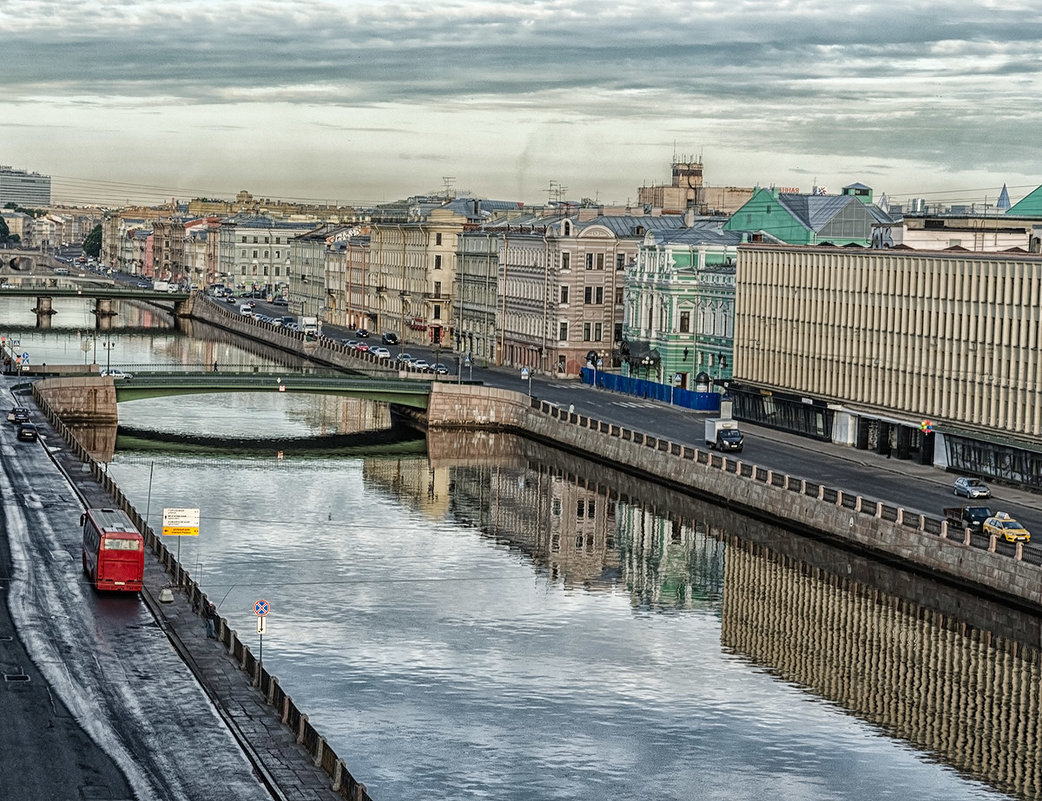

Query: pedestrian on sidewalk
left=205, top=602, right=219, bottom=639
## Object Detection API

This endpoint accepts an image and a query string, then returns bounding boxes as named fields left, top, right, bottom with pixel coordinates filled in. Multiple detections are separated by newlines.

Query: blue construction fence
left=579, top=368, right=721, bottom=413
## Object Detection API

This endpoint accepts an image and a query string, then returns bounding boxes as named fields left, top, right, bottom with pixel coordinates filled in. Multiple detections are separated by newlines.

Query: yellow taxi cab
left=982, top=512, right=1031, bottom=543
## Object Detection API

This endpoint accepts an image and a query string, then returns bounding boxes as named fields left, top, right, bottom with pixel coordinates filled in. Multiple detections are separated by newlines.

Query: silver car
left=953, top=476, right=991, bottom=498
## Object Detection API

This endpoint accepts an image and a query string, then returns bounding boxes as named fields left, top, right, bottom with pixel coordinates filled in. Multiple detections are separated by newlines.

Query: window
left=594, top=323, right=602, bottom=340
left=616, top=253, right=626, bottom=270
left=434, top=281, right=441, bottom=298
left=552, top=498, right=561, bottom=515
left=433, top=304, right=441, bottom=320
left=561, top=252, right=570, bottom=271
left=584, top=286, right=592, bottom=304
left=615, top=287, right=623, bottom=304
left=596, top=253, right=604, bottom=270
left=595, top=287, right=603, bottom=304
left=587, top=500, right=595, bottom=517
left=436, top=233, right=442, bottom=245
left=577, top=500, right=585, bottom=518
left=583, top=322, right=591, bottom=341
left=435, top=255, right=442, bottom=269
left=680, top=311, right=690, bottom=333
left=560, top=285, right=569, bottom=304
left=559, top=321, right=568, bottom=341
left=585, top=253, right=593, bottom=270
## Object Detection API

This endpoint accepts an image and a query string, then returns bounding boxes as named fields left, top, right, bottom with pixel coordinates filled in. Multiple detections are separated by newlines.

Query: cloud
left=2, top=1, right=1040, bottom=205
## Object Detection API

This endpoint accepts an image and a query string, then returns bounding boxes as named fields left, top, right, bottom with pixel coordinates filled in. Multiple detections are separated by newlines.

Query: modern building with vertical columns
left=731, top=243, right=1042, bottom=487
left=0, top=165, right=51, bottom=207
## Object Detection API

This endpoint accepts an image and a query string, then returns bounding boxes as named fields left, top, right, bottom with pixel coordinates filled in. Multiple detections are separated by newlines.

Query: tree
left=83, top=224, right=102, bottom=258
left=0, top=216, right=9, bottom=244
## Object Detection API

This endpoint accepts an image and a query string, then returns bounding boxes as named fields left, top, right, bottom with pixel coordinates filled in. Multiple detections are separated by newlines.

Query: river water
left=6, top=297, right=1037, bottom=801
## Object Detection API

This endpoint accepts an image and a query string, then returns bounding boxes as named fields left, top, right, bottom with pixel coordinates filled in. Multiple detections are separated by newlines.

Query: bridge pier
left=95, top=297, right=117, bottom=318
left=32, top=296, right=56, bottom=316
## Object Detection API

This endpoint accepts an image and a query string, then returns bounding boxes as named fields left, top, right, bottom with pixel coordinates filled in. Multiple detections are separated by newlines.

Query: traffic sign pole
left=254, top=599, right=270, bottom=676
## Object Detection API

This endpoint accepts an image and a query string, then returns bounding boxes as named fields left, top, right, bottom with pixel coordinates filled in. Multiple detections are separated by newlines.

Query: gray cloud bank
left=4, top=1, right=1041, bottom=202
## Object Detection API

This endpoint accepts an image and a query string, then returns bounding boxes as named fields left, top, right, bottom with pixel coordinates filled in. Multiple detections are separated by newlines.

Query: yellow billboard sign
left=162, top=507, right=200, bottom=537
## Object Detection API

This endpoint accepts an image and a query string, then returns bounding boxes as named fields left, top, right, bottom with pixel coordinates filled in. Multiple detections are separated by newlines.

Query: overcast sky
left=3, top=0, right=1040, bottom=208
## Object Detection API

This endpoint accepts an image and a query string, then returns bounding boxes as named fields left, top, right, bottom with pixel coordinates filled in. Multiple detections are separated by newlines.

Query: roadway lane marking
left=610, top=401, right=661, bottom=408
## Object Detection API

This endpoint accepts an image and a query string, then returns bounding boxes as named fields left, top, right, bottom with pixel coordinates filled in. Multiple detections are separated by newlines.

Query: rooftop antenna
left=442, top=176, right=456, bottom=199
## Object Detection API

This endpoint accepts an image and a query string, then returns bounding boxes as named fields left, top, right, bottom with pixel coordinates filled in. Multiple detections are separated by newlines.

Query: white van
left=239, top=303, right=254, bottom=318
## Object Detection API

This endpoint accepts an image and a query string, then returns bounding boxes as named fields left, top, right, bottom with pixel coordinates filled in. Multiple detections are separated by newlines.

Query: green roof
left=1006, top=184, right=1042, bottom=216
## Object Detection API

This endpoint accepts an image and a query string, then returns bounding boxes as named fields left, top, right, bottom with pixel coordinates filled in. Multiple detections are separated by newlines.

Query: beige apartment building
left=496, top=209, right=686, bottom=376
left=732, top=243, right=1042, bottom=487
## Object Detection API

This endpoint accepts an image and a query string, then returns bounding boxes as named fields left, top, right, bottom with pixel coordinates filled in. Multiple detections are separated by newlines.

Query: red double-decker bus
left=80, top=507, right=144, bottom=592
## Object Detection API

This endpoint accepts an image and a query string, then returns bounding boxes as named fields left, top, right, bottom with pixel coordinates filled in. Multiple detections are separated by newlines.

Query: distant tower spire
left=997, top=183, right=1011, bottom=212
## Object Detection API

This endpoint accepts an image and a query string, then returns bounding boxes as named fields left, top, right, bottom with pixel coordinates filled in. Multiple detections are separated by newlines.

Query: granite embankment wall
left=427, top=383, right=1042, bottom=612
left=32, top=376, right=118, bottom=423
left=32, top=390, right=373, bottom=801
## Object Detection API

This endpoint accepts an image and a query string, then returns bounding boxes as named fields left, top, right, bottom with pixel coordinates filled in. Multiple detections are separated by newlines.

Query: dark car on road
left=382, top=332, right=399, bottom=345
left=7, top=407, right=30, bottom=424
left=356, top=328, right=370, bottom=338
left=16, top=423, right=38, bottom=441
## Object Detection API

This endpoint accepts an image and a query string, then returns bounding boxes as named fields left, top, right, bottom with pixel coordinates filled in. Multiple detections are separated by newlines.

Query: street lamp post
left=102, top=340, right=115, bottom=372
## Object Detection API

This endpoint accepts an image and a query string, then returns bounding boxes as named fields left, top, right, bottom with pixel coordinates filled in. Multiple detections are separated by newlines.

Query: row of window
left=558, top=285, right=625, bottom=305
left=555, top=322, right=604, bottom=342
left=239, top=250, right=284, bottom=259
left=240, top=236, right=286, bottom=244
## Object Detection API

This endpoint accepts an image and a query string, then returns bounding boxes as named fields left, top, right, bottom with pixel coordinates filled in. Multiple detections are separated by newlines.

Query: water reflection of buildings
left=363, top=455, right=452, bottom=518
left=423, top=430, right=721, bottom=602
left=722, top=539, right=1042, bottom=801
left=615, top=505, right=724, bottom=610
left=451, top=462, right=619, bottom=590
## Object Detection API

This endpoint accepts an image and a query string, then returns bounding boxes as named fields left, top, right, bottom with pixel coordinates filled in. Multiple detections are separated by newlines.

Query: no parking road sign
left=254, top=599, right=270, bottom=616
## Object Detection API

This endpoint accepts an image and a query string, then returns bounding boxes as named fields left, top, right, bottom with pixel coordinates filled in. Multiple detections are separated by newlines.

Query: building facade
left=623, top=220, right=741, bottom=388
left=732, top=243, right=1042, bottom=486
left=218, top=215, right=314, bottom=298
left=456, top=229, right=501, bottom=365
left=0, top=165, right=51, bottom=207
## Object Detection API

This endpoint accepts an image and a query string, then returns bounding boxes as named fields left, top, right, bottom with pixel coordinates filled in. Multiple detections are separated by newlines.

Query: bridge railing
left=104, top=363, right=360, bottom=377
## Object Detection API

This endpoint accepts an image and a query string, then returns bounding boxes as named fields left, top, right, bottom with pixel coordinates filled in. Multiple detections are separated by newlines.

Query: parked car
left=431, top=362, right=450, bottom=374
left=395, top=352, right=414, bottom=365
left=355, top=343, right=370, bottom=352
left=100, top=369, right=133, bottom=380
left=382, top=332, right=399, bottom=345
left=272, top=297, right=289, bottom=306
left=7, top=407, right=30, bottom=424
left=356, top=328, right=370, bottom=338
left=371, top=346, right=391, bottom=359
left=16, top=422, right=38, bottom=442
left=954, top=476, right=991, bottom=498
left=982, top=512, right=1030, bottom=543
left=411, top=359, right=431, bottom=372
